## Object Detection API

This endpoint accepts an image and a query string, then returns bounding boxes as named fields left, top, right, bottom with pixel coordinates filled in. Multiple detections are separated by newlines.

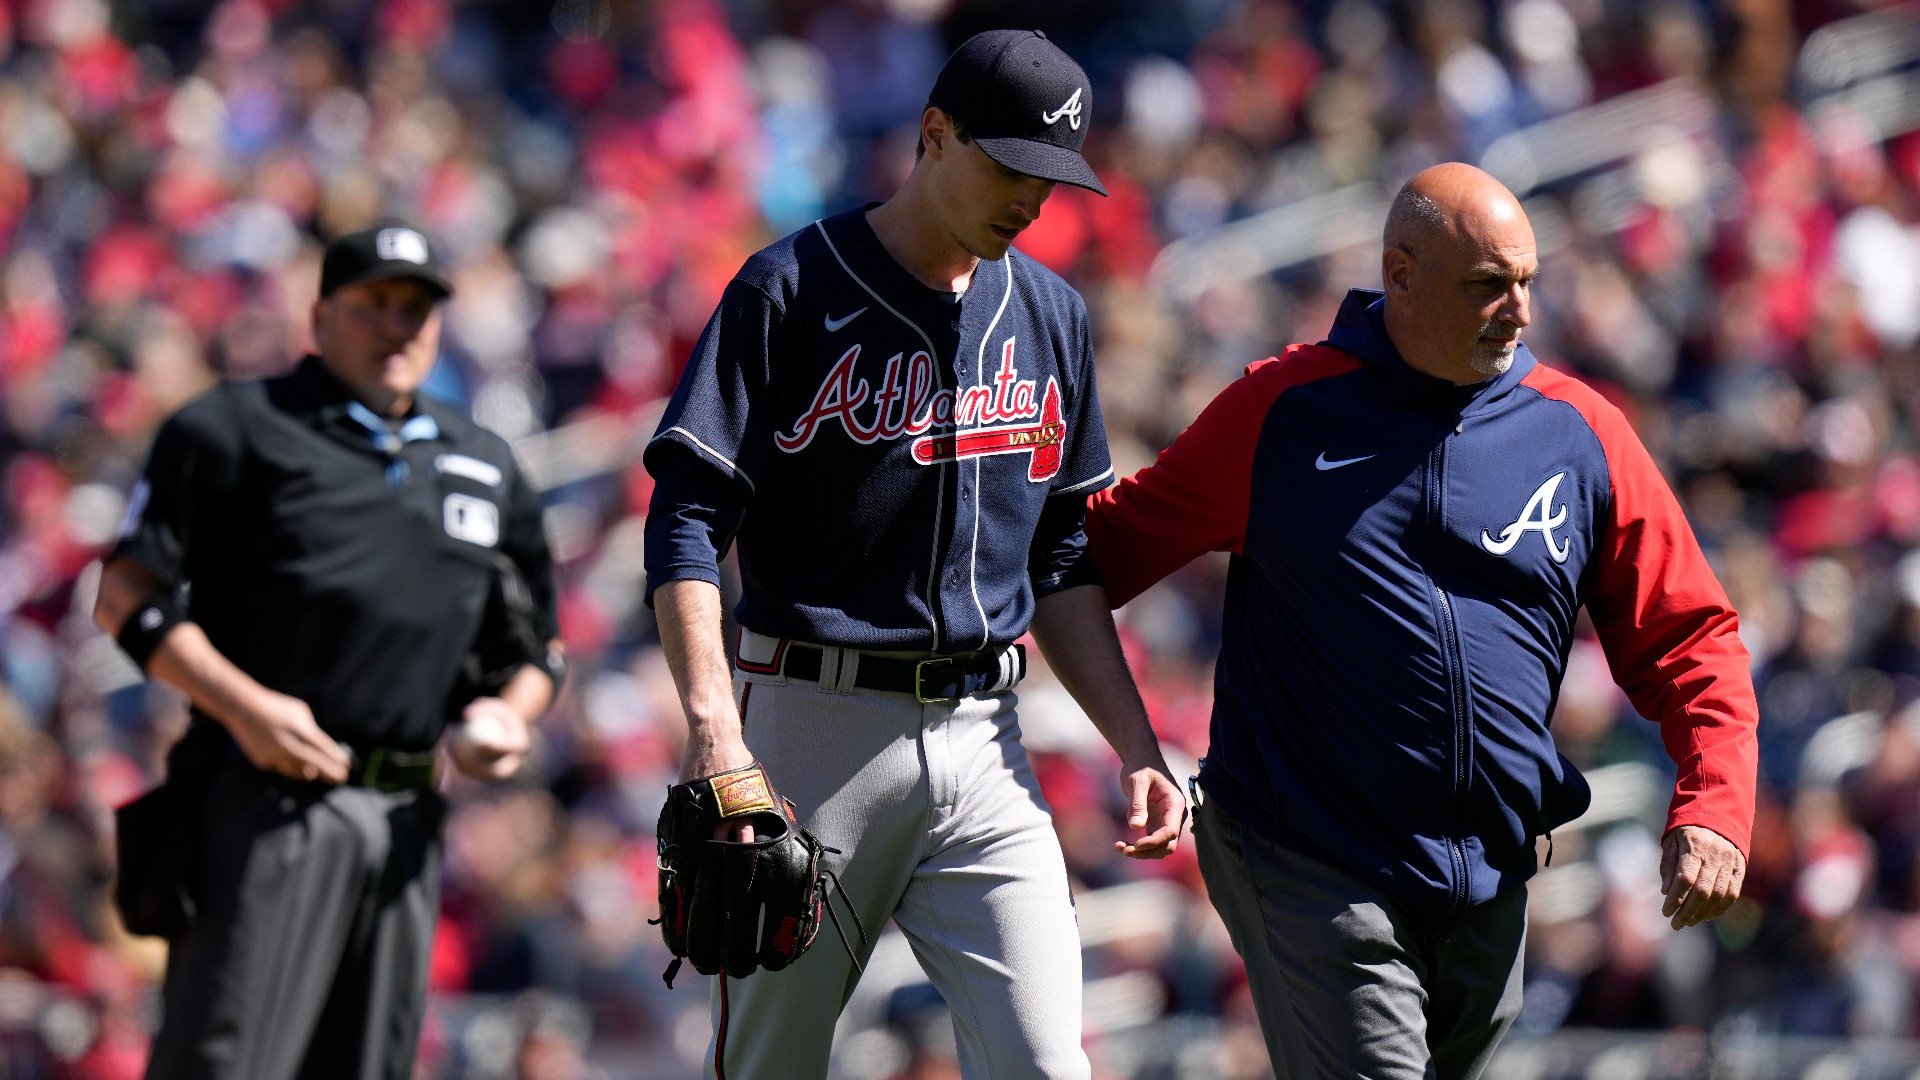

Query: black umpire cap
left=320, top=222, right=454, bottom=299
left=928, top=30, right=1108, bottom=197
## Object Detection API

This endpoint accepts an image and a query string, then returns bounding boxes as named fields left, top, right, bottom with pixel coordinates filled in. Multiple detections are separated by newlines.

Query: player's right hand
left=680, top=733, right=759, bottom=842
left=228, top=688, right=352, bottom=785
left=1113, top=758, right=1186, bottom=859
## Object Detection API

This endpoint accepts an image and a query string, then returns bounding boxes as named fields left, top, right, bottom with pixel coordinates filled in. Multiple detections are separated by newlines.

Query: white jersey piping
left=651, top=427, right=757, bottom=492
left=1053, top=465, right=1113, bottom=496
left=969, top=255, right=1015, bottom=649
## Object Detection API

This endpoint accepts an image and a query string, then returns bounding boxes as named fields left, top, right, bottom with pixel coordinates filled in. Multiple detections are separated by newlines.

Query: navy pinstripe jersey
left=643, top=206, right=1113, bottom=653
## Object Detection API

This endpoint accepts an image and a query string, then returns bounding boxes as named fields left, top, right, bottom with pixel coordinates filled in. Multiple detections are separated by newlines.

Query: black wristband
left=115, top=594, right=187, bottom=672
left=540, top=644, right=568, bottom=695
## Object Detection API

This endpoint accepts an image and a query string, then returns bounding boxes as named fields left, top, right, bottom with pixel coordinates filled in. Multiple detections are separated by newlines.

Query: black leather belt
left=779, top=643, right=1026, bottom=703
left=209, top=722, right=436, bottom=793
left=348, top=748, right=436, bottom=792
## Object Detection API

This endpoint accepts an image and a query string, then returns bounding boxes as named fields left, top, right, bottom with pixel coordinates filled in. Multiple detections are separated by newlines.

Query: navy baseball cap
left=320, top=222, right=453, bottom=299
left=927, top=30, right=1107, bottom=196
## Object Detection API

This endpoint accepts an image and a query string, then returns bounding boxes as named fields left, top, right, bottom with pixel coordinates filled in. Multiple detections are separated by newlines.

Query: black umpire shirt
left=113, top=355, right=557, bottom=752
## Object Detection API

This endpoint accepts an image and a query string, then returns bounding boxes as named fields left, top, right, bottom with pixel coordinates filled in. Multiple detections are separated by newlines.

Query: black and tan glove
left=654, top=761, right=865, bottom=987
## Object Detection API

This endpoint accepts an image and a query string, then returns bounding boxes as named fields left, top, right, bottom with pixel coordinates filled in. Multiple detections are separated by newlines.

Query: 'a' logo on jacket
left=1481, top=472, right=1571, bottom=563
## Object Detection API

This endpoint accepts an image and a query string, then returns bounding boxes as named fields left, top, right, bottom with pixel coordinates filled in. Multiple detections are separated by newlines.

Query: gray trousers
left=144, top=753, right=445, bottom=1080
left=1194, top=800, right=1526, bottom=1080
left=706, top=638, right=1091, bottom=1080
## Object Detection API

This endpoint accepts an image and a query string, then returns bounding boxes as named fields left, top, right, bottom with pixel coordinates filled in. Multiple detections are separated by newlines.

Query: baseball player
left=642, top=29, right=1186, bottom=1080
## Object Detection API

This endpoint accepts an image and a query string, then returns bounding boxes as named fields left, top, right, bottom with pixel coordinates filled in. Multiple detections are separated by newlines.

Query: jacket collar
left=283, top=354, right=358, bottom=415
left=282, top=355, right=442, bottom=452
left=1320, top=288, right=1536, bottom=414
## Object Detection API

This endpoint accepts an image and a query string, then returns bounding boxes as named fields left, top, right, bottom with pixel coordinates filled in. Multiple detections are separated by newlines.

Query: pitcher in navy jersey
left=642, top=30, right=1185, bottom=1080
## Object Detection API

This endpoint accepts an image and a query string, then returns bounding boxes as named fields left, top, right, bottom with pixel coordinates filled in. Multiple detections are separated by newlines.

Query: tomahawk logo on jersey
left=643, top=206, right=1112, bottom=652
left=910, top=377, right=1064, bottom=482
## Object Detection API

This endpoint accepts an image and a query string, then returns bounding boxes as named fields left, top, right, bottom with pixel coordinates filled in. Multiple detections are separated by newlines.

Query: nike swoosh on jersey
left=1314, top=452, right=1377, bottom=471
left=823, top=307, right=869, bottom=332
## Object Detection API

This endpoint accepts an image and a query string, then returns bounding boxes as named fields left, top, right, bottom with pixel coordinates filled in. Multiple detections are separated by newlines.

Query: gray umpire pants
left=706, top=638, right=1091, bottom=1080
left=144, top=752, right=444, bottom=1080
left=1194, top=799, right=1526, bottom=1080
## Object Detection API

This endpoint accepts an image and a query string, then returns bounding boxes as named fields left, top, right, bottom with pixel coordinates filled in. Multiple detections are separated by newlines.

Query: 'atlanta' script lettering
left=775, top=338, right=1040, bottom=453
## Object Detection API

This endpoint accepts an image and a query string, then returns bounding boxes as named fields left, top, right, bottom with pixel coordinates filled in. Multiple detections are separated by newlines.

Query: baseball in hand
left=452, top=708, right=510, bottom=759
left=448, top=699, right=530, bottom=781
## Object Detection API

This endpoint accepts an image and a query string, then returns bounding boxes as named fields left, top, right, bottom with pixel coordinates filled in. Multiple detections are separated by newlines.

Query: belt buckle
left=361, top=748, right=389, bottom=790
left=361, top=748, right=431, bottom=792
left=915, top=657, right=957, bottom=703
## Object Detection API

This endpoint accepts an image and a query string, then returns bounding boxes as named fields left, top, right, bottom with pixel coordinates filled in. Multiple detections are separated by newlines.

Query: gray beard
left=1469, top=347, right=1515, bottom=377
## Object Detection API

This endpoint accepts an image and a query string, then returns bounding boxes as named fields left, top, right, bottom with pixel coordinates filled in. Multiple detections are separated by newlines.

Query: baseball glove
left=654, top=761, right=865, bottom=987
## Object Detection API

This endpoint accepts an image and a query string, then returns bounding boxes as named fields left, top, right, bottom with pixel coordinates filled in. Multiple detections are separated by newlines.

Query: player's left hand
left=1114, top=759, right=1187, bottom=859
left=447, top=696, right=531, bottom=781
left=1660, top=824, right=1745, bottom=930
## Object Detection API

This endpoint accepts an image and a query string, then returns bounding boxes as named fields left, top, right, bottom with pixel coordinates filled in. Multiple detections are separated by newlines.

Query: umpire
left=93, top=222, right=561, bottom=1080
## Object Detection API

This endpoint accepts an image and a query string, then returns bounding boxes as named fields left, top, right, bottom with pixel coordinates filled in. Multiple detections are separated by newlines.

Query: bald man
left=1085, top=164, right=1757, bottom=1078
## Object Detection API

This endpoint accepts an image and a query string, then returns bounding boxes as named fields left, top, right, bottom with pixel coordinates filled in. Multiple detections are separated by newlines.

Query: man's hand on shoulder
left=228, top=687, right=353, bottom=784
left=447, top=696, right=532, bottom=781
left=1114, top=755, right=1187, bottom=860
left=1660, top=824, right=1746, bottom=930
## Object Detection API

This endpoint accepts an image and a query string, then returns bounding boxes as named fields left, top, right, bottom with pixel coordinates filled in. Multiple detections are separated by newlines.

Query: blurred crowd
left=3, top=0, right=1920, bottom=1076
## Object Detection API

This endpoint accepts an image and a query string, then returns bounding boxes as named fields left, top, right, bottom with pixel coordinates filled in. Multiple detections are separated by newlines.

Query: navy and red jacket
left=1087, top=289, right=1759, bottom=926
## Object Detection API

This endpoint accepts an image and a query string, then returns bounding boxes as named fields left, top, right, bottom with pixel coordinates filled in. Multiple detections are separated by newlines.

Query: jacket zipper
left=1427, top=422, right=1474, bottom=918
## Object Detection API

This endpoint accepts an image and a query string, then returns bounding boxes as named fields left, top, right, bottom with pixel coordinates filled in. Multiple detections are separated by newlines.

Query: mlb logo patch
left=376, top=228, right=431, bottom=265
left=443, top=493, right=499, bottom=547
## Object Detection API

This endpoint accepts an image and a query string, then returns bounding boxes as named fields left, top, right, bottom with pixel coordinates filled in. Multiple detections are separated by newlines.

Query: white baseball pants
left=702, top=635, right=1091, bottom=1080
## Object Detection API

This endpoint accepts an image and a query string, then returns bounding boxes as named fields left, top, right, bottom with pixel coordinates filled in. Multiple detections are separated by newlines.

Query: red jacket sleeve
left=1527, top=367, right=1760, bottom=856
left=1086, top=346, right=1359, bottom=607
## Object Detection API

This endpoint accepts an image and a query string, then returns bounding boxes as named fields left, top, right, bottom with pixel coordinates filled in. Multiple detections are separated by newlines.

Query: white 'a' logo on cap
left=375, top=228, right=431, bottom=265
left=1041, top=87, right=1082, bottom=130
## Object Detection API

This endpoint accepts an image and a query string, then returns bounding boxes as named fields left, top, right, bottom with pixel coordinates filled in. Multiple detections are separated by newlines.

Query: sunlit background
left=2, top=0, right=1919, bottom=1076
